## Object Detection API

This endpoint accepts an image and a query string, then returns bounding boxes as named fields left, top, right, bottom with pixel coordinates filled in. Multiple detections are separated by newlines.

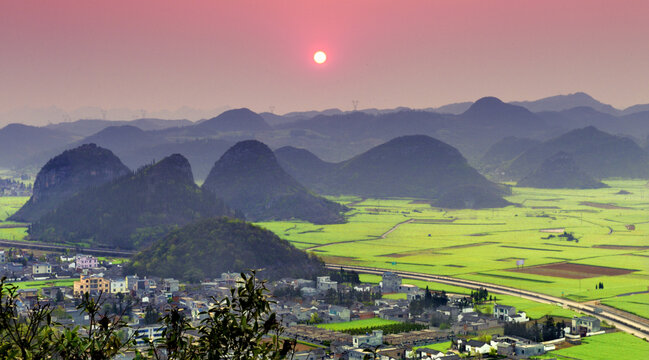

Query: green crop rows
left=257, top=180, right=649, bottom=318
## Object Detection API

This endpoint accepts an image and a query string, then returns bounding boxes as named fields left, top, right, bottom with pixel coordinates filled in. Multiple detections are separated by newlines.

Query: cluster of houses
left=0, top=251, right=105, bottom=281
left=2, top=251, right=609, bottom=359
left=0, top=176, right=32, bottom=197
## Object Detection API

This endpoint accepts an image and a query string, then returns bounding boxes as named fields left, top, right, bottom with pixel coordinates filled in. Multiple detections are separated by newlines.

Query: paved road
left=325, top=263, right=649, bottom=339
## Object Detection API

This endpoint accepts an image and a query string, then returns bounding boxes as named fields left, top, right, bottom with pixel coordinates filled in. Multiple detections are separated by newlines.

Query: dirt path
left=380, top=218, right=414, bottom=238
left=305, top=218, right=413, bottom=250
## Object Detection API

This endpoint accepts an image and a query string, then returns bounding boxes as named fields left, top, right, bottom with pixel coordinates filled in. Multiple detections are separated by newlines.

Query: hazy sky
left=1, top=0, right=648, bottom=114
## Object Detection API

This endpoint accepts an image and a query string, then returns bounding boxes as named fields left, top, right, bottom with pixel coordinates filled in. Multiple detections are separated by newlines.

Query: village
left=1, top=250, right=608, bottom=359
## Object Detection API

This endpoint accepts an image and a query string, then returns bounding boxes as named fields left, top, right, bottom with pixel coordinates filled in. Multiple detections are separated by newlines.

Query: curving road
left=325, top=263, right=649, bottom=339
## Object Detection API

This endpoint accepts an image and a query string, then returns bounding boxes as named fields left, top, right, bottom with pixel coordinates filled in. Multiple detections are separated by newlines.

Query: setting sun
left=313, top=51, right=327, bottom=64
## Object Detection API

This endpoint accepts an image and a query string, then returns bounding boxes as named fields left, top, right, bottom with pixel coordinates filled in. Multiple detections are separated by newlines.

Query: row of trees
left=341, top=322, right=427, bottom=335
left=327, top=268, right=361, bottom=284
left=470, top=287, right=490, bottom=304
left=504, top=317, right=565, bottom=342
left=409, top=287, right=449, bottom=315
left=323, top=288, right=382, bottom=307
left=0, top=271, right=297, bottom=359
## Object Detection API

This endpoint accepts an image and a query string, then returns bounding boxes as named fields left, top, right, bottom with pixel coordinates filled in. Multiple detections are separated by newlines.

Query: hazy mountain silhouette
left=278, top=135, right=510, bottom=208
left=511, top=92, right=620, bottom=115
left=46, top=118, right=192, bottom=137
left=480, top=136, right=542, bottom=168
left=274, top=146, right=337, bottom=186
left=0, top=124, right=74, bottom=168
left=184, top=108, right=271, bottom=135
left=202, top=140, right=347, bottom=224
left=125, top=217, right=323, bottom=282
left=30, top=154, right=235, bottom=249
left=506, top=126, right=649, bottom=180
left=9, top=144, right=130, bottom=222
left=460, top=97, right=545, bottom=132
left=517, top=152, right=608, bottom=189
left=77, top=125, right=167, bottom=153
left=120, top=138, right=234, bottom=181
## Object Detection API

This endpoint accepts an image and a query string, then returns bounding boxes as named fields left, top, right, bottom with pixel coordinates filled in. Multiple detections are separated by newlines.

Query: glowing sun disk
left=313, top=51, right=327, bottom=64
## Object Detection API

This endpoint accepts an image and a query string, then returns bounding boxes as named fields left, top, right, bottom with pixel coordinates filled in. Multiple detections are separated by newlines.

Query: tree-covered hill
left=125, top=217, right=324, bottom=281
left=202, top=140, right=347, bottom=224
left=10, top=144, right=130, bottom=222
left=278, top=135, right=510, bottom=208
left=29, top=154, right=235, bottom=249
left=517, top=152, right=608, bottom=189
left=506, top=126, right=649, bottom=180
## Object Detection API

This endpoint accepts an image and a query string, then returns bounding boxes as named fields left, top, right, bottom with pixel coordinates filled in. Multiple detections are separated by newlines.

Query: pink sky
left=1, top=0, right=648, bottom=114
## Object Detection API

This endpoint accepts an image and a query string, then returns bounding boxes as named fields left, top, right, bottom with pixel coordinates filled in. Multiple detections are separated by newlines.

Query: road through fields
left=326, top=263, right=649, bottom=339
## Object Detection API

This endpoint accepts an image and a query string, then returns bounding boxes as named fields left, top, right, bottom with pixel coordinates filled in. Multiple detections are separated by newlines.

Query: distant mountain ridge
left=506, top=126, right=649, bottom=180
left=3, top=94, right=648, bottom=181
left=0, top=124, right=74, bottom=168
left=511, top=92, right=621, bottom=115
left=202, top=140, right=346, bottom=224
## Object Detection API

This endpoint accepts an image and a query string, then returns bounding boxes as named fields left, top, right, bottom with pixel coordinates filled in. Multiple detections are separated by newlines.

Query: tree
left=55, top=290, right=64, bottom=303
left=1, top=271, right=295, bottom=360
left=143, top=304, right=160, bottom=325
left=0, top=277, right=57, bottom=359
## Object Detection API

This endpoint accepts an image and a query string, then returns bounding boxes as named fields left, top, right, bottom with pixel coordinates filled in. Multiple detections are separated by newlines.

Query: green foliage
left=1, top=272, right=297, bottom=360
left=337, top=322, right=427, bottom=335
left=124, top=217, right=324, bottom=281
left=323, top=287, right=381, bottom=307
left=409, top=288, right=449, bottom=315
left=137, top=271, right=296, bottom=360
left=317, top=318, right=399, bottom=331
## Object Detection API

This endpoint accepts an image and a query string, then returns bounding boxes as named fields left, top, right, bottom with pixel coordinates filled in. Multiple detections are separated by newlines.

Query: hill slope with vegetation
left=506, top=126, right=649, bottom=180
left=29, top=154, right=235, bottom=249
left=517, top=152, right=608, bottom=189
left=202, top=140, right=346, bottom=224
left=278, top=135, right=509, bottom=209
left=10, top=144, right=130, bottom=222
left=125, top=217, right=323, bottom=281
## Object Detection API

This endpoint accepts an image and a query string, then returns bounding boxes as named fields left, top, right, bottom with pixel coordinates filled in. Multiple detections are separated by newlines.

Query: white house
left=353, top=330, right=383, bottom=347
left=316, top=276, right=338, bottom=292
left=132, top=326, right=164, bottom=346
left=32, top=263, right=51, bottom=275
left=110, top=279, right=128, bottom=294
left=460, top=339, right=492, bottom=355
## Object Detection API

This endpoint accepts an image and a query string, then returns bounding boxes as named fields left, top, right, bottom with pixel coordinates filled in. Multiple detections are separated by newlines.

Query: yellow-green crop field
left=316, top=318, right=399, bottom=331
left=536, top=332, right=649, bottom=359
left=257, top=180, right=649, bottom=318
left=0, top=196, right=29, bottom=240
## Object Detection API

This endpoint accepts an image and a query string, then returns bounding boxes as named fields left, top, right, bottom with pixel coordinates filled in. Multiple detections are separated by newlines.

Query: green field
left=382, top=293, right=407, bottom=300
left=540, top=332, right=649, bottom=359
left=256, top=180, right=649, bottom=318
left=9, top=278, right=77, bottom=290
left=413, top=341, right=452, bottom=352
left=316, top=318, right=399, bottom=331
left=601, top=293, right=649, bottom=319
left=0, top=196, right=29, bottom=240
